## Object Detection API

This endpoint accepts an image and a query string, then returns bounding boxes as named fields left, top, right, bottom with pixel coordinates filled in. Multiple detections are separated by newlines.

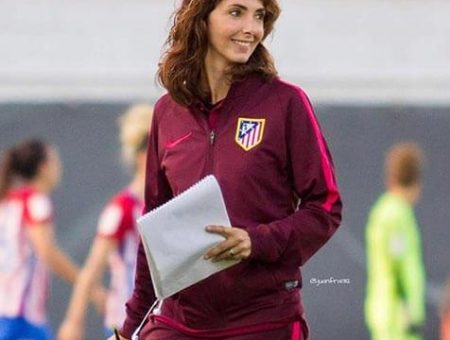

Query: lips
left=231, top=39, right=253, bottom=47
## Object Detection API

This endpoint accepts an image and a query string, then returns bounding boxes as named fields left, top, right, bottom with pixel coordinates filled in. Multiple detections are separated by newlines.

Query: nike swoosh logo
left=165, top=132, right=193, bottom=149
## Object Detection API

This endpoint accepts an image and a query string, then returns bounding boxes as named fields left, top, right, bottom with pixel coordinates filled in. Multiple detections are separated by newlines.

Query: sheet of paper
left=137, top=175, right=239, bottom=299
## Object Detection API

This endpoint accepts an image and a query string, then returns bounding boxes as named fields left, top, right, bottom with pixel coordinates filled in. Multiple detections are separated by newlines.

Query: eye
left=255, top=11, right=266, bottom=21
left=229, top=9, right=241, bottom=17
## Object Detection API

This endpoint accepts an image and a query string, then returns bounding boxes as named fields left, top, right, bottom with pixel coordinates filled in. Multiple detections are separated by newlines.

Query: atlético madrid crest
left=235, top=117, right=266, bottom=151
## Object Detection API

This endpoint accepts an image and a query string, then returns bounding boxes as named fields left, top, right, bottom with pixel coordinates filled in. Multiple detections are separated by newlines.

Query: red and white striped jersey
left=96, top=189, right=143, bottom=329
left=0, top=186, right=53, bottom=325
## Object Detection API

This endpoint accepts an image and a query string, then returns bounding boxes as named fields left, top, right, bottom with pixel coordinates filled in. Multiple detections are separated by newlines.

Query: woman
left=0, top=138, right=81, bottom=340
left=118, top=0, right=342, bottom=339
left=58, top=104, right=153, bottom=340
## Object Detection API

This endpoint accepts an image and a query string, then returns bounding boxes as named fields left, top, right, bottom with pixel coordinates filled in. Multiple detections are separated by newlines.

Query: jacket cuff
left=247, top=224, right=278, bottom=263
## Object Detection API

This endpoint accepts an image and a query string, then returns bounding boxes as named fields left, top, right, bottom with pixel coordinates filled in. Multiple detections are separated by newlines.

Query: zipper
left=206, top=130, right=216, bottom=174
left=200, top=107, right=219, bottom=173
left=209, top=130, right=216, bottom=145
left=207, top=110, right=218, bottom=173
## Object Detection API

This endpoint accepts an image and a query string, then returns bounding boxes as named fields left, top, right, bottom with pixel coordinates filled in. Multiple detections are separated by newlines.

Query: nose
left=241, top=15, right=263, bottom=37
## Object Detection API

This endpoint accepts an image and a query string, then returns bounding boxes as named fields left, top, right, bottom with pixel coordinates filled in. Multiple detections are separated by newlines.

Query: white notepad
left=137, top=175, right=239, bottom=299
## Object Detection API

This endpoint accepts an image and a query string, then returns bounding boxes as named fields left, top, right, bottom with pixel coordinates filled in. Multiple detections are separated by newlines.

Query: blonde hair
left=385, top=142, right=424, bottom=188
left=118, top=104, right=153, bottom=166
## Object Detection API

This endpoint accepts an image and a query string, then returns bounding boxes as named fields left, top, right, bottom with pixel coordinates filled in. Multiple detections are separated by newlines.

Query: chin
left=230, top=55, right=252, bottom=64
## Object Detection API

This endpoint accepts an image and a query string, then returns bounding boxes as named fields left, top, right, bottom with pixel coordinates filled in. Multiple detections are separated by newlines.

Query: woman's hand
left=204, top=225, right=251, bottom=261
left=106, top=333, right=129, bottom=340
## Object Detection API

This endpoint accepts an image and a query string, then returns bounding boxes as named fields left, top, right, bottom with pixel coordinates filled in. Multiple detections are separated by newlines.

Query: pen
left=113, top=328, right=120, bottom=340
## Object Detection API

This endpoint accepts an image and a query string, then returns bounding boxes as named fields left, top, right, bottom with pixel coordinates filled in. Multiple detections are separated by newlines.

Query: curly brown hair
left=157, top=0, right=281, bottom=107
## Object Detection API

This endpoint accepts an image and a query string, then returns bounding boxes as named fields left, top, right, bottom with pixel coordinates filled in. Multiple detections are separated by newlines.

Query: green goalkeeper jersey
left=365, top=192, right=425, bottom=336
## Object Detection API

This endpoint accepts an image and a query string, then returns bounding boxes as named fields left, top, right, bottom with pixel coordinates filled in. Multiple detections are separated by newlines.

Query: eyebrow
left=228, top=3, right=266, bottom=13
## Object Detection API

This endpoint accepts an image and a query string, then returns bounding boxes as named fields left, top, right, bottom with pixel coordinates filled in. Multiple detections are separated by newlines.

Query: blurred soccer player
left=0, top=138, right=82, bottom=340
left=365, top=142, right=426, bottom=340
left=58, top=104, right=152, bottom=340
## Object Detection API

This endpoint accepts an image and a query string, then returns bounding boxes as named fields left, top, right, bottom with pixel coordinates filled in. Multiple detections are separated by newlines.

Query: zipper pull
left=209, top=131, right=216, bottom=145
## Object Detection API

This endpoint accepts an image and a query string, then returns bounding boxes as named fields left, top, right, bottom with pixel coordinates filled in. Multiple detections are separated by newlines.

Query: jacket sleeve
left=121, top=106, right=174, bottom=338
left=247, top=88, right=342, bottom=267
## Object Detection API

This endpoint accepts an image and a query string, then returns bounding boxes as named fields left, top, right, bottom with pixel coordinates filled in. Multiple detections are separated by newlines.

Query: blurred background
left=1, top=0, right=449, bottom=339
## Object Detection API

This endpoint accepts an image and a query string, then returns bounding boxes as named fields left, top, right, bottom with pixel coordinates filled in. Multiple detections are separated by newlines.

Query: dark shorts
left=140, top=319, right=303, bottom=340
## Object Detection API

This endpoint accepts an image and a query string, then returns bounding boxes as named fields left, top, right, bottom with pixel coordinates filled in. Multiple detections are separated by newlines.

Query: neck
left=30, top=177, right=50, bottom=193
left=128, top=169, right=146, bottom=201
left=388, top=185, right=419, bottom=205
left=203, top=55, right=232, bottom=104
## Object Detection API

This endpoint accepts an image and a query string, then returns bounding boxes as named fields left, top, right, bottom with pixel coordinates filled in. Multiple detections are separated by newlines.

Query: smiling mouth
left=232, top=39, right=253, bottom=47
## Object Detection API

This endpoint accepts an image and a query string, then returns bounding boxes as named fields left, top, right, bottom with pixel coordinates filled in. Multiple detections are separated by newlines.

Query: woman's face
left=40, top=146, right=62, bottom=190
left=206, top=0, right=265, bottom=69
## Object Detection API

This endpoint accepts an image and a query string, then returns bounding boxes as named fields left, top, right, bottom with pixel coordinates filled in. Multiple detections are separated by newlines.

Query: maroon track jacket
left=121, top=74, right=342, bottom=339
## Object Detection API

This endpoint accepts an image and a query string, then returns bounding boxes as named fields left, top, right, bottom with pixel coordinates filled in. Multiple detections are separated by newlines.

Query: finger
left=204, top=235, right=242, bottom=259
left=227, top=243, right=248, bottom=257
left=204, top=228, right=251, bottom=260
left=222, top=241, right=251, bottom=261
left=213, top=245, right=252, bottom=262
left=212, top=247, right=239, bottom=262
left=210, top=235, right=251, bottom=262
left=235, top=249, right=251, bottom=260
left=230, top=234, right=252, bottom=257
left=205, top=225, right=233, bottom=238
left=204, top=238, right=240, bottom=259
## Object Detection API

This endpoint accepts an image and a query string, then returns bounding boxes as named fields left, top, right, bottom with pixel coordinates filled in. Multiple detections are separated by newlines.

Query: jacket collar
left=189, top=73, right=268, bottom=115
